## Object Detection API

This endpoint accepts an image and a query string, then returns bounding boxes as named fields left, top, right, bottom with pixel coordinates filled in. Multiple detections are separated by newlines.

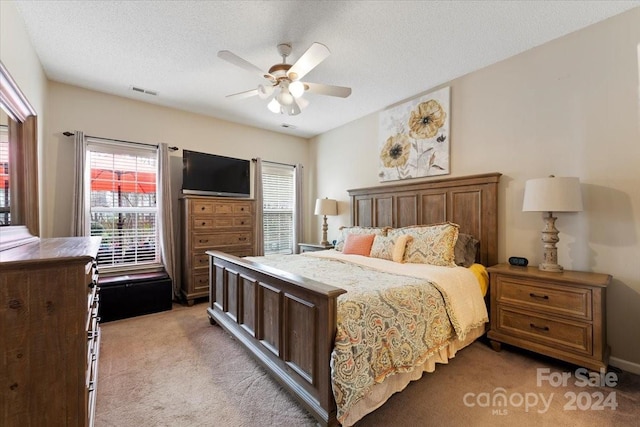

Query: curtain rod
left=252, top=158, right=298, bottom=168
left=62, top=131, right=178, bottom=151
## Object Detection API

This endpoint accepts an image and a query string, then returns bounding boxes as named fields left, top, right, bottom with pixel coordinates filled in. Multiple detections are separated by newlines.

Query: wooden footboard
left=206, top=250, right=346, bottom=427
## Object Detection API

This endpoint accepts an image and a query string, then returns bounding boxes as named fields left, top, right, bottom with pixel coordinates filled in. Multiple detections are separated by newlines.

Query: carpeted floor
left=96, top=302, right=640, bottom=427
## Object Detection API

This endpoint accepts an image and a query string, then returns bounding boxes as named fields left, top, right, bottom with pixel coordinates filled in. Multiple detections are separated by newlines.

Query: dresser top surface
left=0, top=236, right=101, bottom=267
left=488, top=263, right=611, bottom=287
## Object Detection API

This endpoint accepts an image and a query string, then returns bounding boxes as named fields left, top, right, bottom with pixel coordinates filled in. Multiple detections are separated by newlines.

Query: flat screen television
left=182, top=150, right=250, bottom=197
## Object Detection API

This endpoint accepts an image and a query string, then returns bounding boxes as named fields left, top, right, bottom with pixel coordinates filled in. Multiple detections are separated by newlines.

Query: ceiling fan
left=218, top=42, right=352, bottom=116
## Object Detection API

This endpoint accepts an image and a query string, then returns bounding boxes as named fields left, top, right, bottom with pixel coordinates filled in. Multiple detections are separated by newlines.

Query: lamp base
left=538, top=262, right=563, bottom=273
left=320, top=215, right=329, bottom=247
left=539, top=212, right=563, bottom=273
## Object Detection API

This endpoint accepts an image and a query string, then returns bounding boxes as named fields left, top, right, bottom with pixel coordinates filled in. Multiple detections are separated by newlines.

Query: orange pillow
left=342, top=233, right=375, bottom=256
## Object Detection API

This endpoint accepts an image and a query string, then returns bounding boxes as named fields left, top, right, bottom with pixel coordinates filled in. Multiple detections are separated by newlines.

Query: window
left=0, top=125, right=9, bottom=225
left=87, top=139, right=160, bottom=270
left=262, top=163, right=295, bottom=255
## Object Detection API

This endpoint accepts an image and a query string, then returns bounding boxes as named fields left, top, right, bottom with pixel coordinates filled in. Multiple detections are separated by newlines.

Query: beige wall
left=45, top=82, right=311, bottom=263
left=0, top=0, right=48, bottom=229
left=311, top=8, right=640, bottom=370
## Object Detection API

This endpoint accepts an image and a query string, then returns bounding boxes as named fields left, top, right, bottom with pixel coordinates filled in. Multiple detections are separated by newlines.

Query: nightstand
left=298, top=243, right=334, bottom=253
left=487, top=263, right=611, bottom=371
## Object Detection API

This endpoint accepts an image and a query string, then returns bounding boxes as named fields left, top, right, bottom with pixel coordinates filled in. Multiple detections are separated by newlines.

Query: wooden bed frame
left=207, top=172, right=501, bottom=426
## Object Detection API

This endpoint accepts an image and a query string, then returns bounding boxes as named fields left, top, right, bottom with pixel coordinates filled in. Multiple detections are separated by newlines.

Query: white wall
left=0, top=0, right=48, bottom=228
left=311, top=9, right=640, bottom=369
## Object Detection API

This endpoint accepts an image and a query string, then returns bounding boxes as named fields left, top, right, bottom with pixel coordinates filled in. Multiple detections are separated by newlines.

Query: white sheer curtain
left=293, top=163, right=303, bottom=254
left=158, top=143, right=178, bottom=298
left=70, top=131, right=86, bottom=236
left=253, top=157, right=264, bottom=256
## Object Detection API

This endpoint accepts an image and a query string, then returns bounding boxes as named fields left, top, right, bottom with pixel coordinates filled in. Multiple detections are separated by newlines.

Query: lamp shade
left=314, top=198, right=337, bottom=216
left=522, top=176, right=583, bottom=212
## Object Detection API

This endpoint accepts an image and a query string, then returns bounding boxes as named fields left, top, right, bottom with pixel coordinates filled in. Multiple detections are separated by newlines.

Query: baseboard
left=609, top=356, right=640, bottom=375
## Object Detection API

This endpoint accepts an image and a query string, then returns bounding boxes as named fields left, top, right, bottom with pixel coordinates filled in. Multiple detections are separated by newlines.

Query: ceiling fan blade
left=226, top=88, right=259, bottom=99
left=304, top=82, right=352, bottom=98
left=218, top=50, right=274, bottom=81
left=287, top=42, right=330, bottom=80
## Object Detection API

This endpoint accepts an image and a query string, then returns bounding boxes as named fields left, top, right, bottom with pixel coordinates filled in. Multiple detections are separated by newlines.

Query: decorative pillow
left=342, top=233, right=376, bottom=256
left=388, top=222, right=459, bottom=266
left=454, top=233, right=480, bottom=268
left=334, top=226, right=388, bottom=251
left=370, top=234, right=413, bottom=262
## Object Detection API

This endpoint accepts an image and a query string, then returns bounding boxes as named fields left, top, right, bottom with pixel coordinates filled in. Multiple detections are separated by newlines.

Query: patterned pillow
left=334, top=226, right=388, bottom=251
left=370, top=234, right=413, bottom=262
left=388, top=222, right=459, bottom=266
left=342, top=234, right=376, bottom=256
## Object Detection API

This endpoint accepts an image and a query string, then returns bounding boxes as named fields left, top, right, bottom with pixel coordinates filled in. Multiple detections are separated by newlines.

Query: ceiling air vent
left=130, top=86, right=158, bottom=96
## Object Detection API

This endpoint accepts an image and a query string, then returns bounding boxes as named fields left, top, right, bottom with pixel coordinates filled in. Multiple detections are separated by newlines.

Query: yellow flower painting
left=378, top=86, right=450, bottom=182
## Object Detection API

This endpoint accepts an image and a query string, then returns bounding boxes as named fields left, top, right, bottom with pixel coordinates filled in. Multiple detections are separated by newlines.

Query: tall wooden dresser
left=180, top=195, right=255, bottom=305
left=1, top=236, right=101, bottom=427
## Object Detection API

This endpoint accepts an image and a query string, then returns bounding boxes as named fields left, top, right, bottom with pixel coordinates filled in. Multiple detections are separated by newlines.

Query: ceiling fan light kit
left=218, top=42, right=352, bottom=116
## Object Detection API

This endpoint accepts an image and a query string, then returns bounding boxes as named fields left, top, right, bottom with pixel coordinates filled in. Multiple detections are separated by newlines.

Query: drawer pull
left=201, top=206, right=205, bottom=211
left=529, top=293, right=549, bottom=300
left=201, top=222, right=206, bottom=226
left=199, top=239, right=209, bottom=244
left=529, top=323, right=550, bottom=332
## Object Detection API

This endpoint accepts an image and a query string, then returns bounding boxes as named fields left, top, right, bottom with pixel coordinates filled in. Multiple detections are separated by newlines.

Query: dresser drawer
left=192, top=246, right=253, bottom=270
left=193, top=252, right=210, bottom=269
left=496, top=307, right=592, bottom=355
left=192, top=200, right=253, bottom=215
left=192, top=271, right=210, bottom=293
left=191, top=215, right=252, bottom=230
left=496, top=275, right=592, bottom=320
left=192, top=232, right=252, bottom=248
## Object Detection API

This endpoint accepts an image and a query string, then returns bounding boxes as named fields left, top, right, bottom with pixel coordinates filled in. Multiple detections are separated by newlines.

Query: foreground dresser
left=1, top=236, right=101, bottom=427
left=180, top=195, right=255, bottom=305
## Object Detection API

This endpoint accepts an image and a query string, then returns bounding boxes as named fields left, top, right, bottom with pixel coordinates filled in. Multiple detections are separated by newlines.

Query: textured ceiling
left=13, top=1, right=640, bottom=138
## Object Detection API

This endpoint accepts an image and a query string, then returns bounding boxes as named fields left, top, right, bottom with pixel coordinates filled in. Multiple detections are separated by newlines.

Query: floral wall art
left=378, top=86, right=450, bottom=182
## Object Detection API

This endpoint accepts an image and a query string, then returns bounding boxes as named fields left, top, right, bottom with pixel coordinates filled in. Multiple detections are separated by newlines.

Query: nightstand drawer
left=497, top=307, right=592, bottom=355
left=496, top=276, right=591, bottom=320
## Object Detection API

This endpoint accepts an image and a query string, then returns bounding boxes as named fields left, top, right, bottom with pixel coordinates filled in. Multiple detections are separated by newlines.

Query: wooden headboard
left=347, top=172, right=501, bottom=266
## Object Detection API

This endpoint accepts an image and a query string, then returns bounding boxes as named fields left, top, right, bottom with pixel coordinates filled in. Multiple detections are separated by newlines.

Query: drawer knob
left=529, top=293, right=549, bottom=300
left=202, top=222, right=206, bottom=226
left=8, top=299, right=22, bottom=309
left=529, top=323, right=550, bottom=332
left=201, top=207, right=205, bottom=211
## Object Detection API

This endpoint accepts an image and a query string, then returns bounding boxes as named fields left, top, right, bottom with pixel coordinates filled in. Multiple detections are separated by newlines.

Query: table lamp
left=522, top=175, right=583, bottom=272
left=314, top=198, right=337, bottom=247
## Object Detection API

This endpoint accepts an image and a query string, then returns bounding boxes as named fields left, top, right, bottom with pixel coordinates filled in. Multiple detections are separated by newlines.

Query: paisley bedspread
left=244, top=251, right=487, bottom=424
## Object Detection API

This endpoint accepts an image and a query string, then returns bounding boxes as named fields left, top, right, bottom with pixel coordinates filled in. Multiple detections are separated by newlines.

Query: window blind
left=262, top=163, right=294, bottom=255
left=87, top=140, right=160, bottom=269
